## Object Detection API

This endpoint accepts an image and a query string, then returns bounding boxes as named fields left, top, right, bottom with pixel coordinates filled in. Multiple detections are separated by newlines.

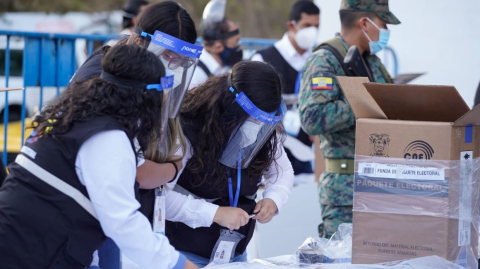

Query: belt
left=325, top=158, right=354, bottom=174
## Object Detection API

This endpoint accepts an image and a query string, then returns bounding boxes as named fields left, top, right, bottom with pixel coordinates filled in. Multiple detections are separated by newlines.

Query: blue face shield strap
left=230, top=88, right=284, bottom=124
left=134, top=27, right=203, bottom=59
left=146, top=75, right=174, bottom=92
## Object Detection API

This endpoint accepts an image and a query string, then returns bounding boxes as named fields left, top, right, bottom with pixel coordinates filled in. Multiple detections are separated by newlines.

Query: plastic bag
left=240, top=255, right=464, bottom=269
left=295, top=223, right=352, bottom=264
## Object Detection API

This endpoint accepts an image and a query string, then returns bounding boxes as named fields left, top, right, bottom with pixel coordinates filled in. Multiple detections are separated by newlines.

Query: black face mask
left=219, top=45, right=243, bottom=66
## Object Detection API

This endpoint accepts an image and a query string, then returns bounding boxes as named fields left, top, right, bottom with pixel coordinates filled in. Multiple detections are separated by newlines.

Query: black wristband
left=166, top=161, right=178, bottom=183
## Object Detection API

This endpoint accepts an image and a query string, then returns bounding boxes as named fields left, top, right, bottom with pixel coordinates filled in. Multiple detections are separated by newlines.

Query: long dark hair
left=33, top=44, right=165, bottom=155
left=130, top=1, right=197, bottom=44
left=181, top=61, right=285, bottom=190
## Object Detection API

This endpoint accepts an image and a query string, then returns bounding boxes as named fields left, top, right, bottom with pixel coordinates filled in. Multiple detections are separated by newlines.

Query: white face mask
left=292, top=21, right=318, bottom=50
left=161, top=58, right=184, bottom=87
left=238, top=118, right=263, bottom=148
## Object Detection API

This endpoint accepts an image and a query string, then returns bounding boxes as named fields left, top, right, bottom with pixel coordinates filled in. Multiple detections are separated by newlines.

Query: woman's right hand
left=213, top=207, right=250, bottom=231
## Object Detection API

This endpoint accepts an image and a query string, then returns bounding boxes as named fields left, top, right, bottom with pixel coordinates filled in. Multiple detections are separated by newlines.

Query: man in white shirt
left=189, top=18, right=242, bottom=89
left=251, top=0, right=320, bottom=175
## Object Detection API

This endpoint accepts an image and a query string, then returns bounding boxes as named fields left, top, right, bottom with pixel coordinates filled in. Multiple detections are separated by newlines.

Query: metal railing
left=0, top=30, right=116, bottom=165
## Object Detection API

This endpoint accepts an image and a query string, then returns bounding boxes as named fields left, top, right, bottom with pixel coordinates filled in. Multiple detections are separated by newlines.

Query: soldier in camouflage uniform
left=298, top=0, right=400, bottom=238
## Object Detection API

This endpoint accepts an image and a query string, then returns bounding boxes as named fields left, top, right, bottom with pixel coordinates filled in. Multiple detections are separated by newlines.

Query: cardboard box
left=336, top=76, right=480, bottom=268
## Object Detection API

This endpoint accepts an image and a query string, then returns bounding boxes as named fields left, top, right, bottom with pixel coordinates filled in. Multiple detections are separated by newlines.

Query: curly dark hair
left=32, top=44, right=165, bottom=155
left=180, top=61, right=286, bottom=191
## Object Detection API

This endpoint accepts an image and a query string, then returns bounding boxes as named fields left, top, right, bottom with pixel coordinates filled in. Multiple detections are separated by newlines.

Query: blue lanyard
left=228, top=151, right=242, bottom=208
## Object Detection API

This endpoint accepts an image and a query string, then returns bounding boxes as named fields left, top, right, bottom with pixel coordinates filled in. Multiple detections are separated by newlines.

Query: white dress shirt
left=164, top=138, right=295, bottom=229
left=251, top=32, right=312, bottom=72
left=189, top=50, right=230, bottom=90
left=76, top=130, right=185, bottom=269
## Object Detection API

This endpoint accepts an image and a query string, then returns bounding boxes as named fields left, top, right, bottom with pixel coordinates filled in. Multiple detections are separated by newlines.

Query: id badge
left=209, top=229, right=245, bottom=265
left=152, top=187, right=166, bottom=235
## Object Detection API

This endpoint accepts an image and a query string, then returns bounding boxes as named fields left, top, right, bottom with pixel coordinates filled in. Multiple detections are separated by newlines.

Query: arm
left=76, top=130, right=192, bottom=269
left=298, top=50, right=355, bottom=135
left=165, top=139, right=249, bottom=230
left=164, top=139, right=219, bottom=228
left=136, top=159, right=183, bottom=189
left=253, top=144, right=295, bottom=224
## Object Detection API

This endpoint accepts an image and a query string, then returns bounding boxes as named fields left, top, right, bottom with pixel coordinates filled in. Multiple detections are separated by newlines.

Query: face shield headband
left=134, top=27, right=204, bottom=118
left=100, top=71, right=174, bottom=92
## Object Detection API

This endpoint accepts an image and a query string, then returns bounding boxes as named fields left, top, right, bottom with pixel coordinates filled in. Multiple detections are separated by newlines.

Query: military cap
left=340, top=0, right=400, bottom=25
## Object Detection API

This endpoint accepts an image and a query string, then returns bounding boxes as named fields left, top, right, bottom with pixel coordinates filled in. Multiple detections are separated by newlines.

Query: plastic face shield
left=218, top=88, right=286, bottom=169
left=146, top=75, right=175, bottom=153
left=138, top=29, right=204, bottom=118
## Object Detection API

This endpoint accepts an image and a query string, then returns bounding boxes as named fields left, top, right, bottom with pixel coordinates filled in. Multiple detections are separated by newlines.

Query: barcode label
left=357, top=162, right=445, bottom=181
left=363, top=167, right=375, bottom=174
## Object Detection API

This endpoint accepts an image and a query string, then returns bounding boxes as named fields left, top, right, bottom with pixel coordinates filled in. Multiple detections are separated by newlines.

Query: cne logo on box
left=404, top=140, right=434, bottom=160
left=369, top=133, right=390, bottom=157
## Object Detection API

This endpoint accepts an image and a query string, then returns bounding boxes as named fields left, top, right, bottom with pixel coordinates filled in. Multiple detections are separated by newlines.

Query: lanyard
left=228, top=151, right=242, bottom=208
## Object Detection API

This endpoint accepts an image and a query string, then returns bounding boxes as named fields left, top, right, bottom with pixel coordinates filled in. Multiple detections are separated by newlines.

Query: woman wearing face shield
left=68, top=2, right=202, bottom=268
left=159, top=61, right=295, bottom=267
left=0, top=44, right=198, bottom=269
left=70, top=1, right=199, bottom=189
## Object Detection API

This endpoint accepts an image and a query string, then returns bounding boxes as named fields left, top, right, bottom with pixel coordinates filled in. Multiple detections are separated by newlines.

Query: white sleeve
left=188, top=67, right=208, bottom=90
left=76, top=130, right=186, bottom=269
left=250, top=53, right=264, bottom=62
left=262, top=144, right=295, bottom=213
left=164, top=138, right=219, bottom=228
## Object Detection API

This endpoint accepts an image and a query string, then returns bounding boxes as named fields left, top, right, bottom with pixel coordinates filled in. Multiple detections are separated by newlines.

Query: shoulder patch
left=312, top=77, right=333, bottom=90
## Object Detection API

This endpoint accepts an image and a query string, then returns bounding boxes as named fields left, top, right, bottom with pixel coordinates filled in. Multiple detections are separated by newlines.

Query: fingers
left=241, top=210, right=249, bottom=225
left=253, top=201, right=267, bottom=220
left=253, top=200, right=262, bottom=214
left=253, top=199, right=276, bottom=224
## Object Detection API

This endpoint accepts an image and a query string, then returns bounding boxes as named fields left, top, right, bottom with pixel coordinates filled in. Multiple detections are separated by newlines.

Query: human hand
left=213, top=207, right=249, bottom=231
left=252, top=198, right=277, bottom=224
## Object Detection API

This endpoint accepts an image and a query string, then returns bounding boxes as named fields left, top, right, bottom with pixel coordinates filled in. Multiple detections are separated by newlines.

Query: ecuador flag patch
left=312, top=77, right=333, bottom=90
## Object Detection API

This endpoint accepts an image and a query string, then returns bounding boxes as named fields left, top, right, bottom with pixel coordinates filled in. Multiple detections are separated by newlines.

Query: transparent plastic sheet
left=352, top=155, right=480, bottom=268
left=208, top=255, right=464, bottom=269
left=294, top=224, right=352, bottom=264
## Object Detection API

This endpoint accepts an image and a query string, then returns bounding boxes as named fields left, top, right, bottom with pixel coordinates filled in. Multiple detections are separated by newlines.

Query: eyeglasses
left=162, top=50, right=196, bottom=70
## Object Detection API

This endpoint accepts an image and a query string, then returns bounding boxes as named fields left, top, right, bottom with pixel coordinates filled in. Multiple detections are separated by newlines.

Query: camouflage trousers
left=318, top=172, right=354, bottom=238
left=318, top=204, right=353, bottom=238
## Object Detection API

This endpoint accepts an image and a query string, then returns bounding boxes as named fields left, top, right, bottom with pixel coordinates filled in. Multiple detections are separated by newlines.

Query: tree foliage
left=1, top=0, right=303, bottom=38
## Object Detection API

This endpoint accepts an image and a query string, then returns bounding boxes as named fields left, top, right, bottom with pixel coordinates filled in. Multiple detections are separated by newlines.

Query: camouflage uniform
left=299, top=0, right=400, bottom=238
